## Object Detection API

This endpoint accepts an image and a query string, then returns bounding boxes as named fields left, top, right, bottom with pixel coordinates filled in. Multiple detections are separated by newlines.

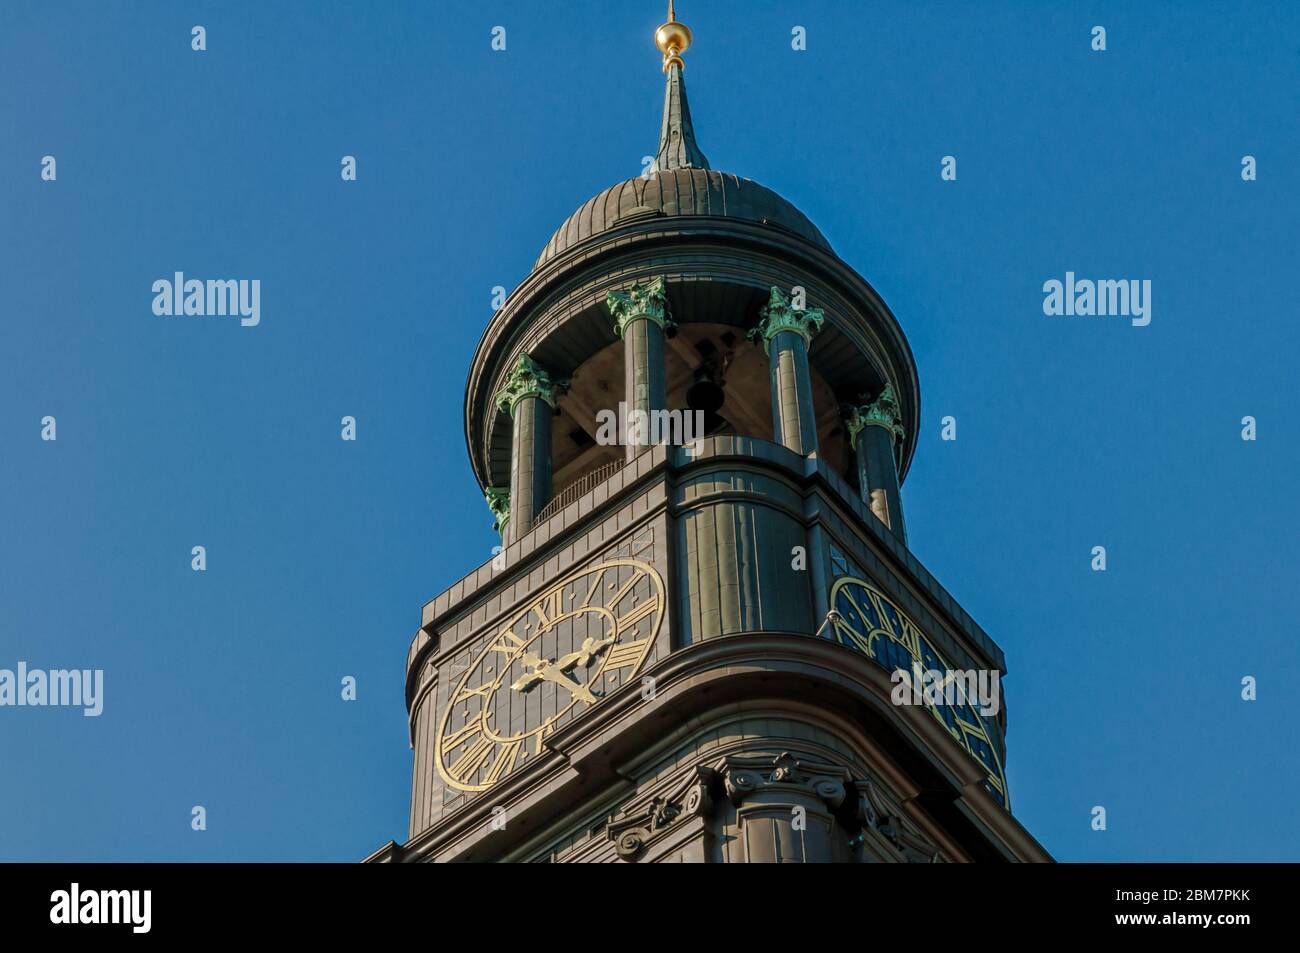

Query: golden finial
left=655, top=1, right=692, bottom=72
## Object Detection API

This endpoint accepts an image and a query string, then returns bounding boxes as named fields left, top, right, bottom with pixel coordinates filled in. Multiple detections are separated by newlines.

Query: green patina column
left=484, top=486, right=510, bottom=537
left=606, top=276, right=674, bottom=460
left=495, top=353, right=566, bottom=542
left=845, top=384, right=907, bottom=542
left=750, top=286, right=824, bottom=456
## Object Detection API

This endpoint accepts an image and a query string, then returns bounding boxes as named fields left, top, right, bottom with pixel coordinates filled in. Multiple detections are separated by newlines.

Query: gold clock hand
left=538, top=665, right=597, bottom=703
left=556, top=634, right=616, bottom=672
left=510, top=653, right=549, bottom=692
left=510, top=670, right=543, bottom=692
left=553, top=651, right=584, bottom=672
left=509, top=651, right=598, bottom=703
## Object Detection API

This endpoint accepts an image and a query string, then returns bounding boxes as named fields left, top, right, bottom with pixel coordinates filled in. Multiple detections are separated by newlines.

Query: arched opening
left=548, top=322, right=851, bottom=497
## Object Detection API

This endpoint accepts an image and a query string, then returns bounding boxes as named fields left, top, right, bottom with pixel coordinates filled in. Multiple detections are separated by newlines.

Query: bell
left=686, top=374, right=725, bottom=415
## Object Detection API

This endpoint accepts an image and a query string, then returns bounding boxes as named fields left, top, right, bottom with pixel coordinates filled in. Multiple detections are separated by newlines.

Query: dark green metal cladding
left=651, top=63, right=709, bottom=173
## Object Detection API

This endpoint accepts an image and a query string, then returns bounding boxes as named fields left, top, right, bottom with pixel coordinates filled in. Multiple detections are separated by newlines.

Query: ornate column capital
left=484, top=486, right=510, bottom=534
left=720, top=751, right=850, bottom=811
left=605, top=276, right=675, bottom=337
left=494, top=352, right=568, bottom=415
left=748, top=286, right=825, bottom=346
left=845, top=382, right=905, bottom=448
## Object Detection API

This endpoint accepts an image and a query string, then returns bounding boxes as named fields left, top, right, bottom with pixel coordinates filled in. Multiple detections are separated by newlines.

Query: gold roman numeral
left=865, top=591, right=898, bottom=637
left=490, top=630, right=527, bottom=658
left=616, top=595, right=659, bottom=632
left=984, top=770, right=1006, bottom=797
left=453, top=683, right=493, bottom=703
left=534, top=717, right=556, bottom=756
left=441, top=719, right=484, bottom=751
left=603, top=638, right=650, bottom=670
left=532, top=590, right=563, bottom=630
left=579, top=568, right=607, bottom=609
left=834, top=620, right=876, bottom=657
left=606, top=573, right=642, bottom=611
left=446, top=733, right=495, bottom=784
left=896, top=614, right=922, bottom=658
left=483, top=740, right=521, bottom=785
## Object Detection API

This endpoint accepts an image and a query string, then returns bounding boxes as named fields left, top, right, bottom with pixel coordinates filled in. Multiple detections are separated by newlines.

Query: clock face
left=828, top=576, right=1009, bottom=807
left=435, top=558, right=664, bottom=793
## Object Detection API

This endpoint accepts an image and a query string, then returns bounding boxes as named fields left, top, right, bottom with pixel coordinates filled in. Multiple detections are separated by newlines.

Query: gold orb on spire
left=655, top=1, right=692, bottom=72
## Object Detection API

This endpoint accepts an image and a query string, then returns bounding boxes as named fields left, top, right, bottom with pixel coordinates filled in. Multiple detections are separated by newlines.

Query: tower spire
left=651, top=3, right=710, bottom=173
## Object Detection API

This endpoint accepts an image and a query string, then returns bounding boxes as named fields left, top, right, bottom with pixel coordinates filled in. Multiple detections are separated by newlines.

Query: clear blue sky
left=2, top=1, right=1297, bottom=861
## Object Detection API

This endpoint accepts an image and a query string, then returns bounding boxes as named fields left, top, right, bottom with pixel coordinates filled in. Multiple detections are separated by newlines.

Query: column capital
left=845, top=383, right=905, bottom=448
left=605, top=276, right=676, bottom=337
left=749, top=285, right=825, bottom=346
left=494, top=352, right=567, bottom=415
left=484, top=486, right=510, bottom=534
left=720, top=751, right=850, bottom=811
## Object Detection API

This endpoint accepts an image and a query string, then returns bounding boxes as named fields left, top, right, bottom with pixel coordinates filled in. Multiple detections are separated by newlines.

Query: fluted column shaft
left=508, top=396, right=552, bottom=541
left=607, top=276, right=674, bottom=461
left=750, top=286, right=824, bottom=456
left=495, top=353, right=565, bottom=543
left=847, top=384, right=907, bottom=543
left=768, top=331, right=818, bottom=454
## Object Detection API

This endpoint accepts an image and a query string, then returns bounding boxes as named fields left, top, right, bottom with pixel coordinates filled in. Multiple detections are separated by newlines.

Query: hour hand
left=509, top=653, right=548, bottom=692
left=555, top=634, right=617, bottom=672
left=511, top=652, right=599, bottom=704
left=534, top=661, right=598, bottom=703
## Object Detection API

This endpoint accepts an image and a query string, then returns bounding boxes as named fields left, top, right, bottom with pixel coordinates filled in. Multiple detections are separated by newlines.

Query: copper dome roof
left=533, top=61, right=829, bottom=270
left=534, top=168, right=831, bottom=269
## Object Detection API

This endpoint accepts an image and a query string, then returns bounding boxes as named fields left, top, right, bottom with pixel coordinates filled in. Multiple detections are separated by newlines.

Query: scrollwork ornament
left=724, top=769, right=762, bottom=804
left=615, top=827, right=651, bottom=860
left=812, top=777, right=847, bottom=810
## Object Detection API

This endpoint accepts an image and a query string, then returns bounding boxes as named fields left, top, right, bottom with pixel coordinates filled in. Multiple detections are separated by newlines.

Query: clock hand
left=538, top=666, right=597, bottom=703
left=509, top=653, right=549, bottom=692
left=509, top=653, right=598, bottom=703
left=555, top=634, right=617, bottom=672
left=510, top=670, right=543, bottom=692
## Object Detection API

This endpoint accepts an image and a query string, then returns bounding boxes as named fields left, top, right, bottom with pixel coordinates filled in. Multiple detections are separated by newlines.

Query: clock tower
left=368, top=6, right=1050, bottom=863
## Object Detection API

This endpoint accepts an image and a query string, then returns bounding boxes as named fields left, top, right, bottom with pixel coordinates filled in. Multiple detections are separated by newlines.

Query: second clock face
left=828, top=575, right=1009, bottom=808
left=435, top=558, right=664, bottom=793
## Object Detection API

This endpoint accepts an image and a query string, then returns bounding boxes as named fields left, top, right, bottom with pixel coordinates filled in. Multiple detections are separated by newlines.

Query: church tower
left=368, top=6, right=1050, bottom=863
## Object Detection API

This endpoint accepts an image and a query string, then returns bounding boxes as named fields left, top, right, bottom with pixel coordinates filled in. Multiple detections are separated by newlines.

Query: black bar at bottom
left=0, top=861, right=1283, bottom=940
